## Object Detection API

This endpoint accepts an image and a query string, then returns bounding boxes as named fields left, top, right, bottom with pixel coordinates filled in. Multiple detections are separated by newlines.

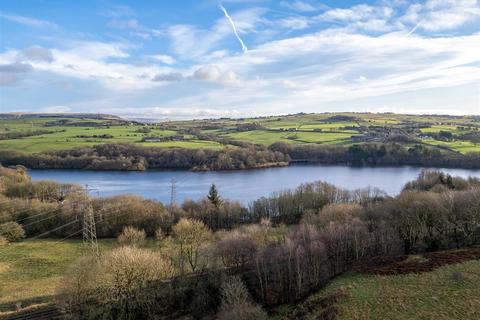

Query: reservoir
left=29, top=165, right=480, bottom=204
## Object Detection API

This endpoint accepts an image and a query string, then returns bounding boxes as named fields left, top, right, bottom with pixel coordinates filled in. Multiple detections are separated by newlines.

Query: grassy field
left=0, top=117, right=222, bottom=153
left=0, top=239, right=116, bottom=312
left=272, top=259, right=480, bottom=320
left=1, top=113, right=479, bottom=154
left=2, top=240, right=479, bottom=318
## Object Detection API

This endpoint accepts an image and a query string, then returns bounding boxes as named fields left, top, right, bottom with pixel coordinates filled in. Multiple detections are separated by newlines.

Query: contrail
left=219, top=3, right=248, bottom=53
left=405, top=21, right=421, bottom=37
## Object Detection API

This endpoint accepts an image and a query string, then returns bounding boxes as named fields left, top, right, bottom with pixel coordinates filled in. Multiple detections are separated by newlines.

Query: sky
left=0, top=0, right=479, bottom=119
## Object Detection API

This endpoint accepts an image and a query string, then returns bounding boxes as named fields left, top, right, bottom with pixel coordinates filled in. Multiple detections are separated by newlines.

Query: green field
left=272, top=259, right=480, bottom=320
left=1, top=113, right=479, bottom=154
left=0, top=239, right=115, bottom=312
left=0, top=117, right=221, bottom=153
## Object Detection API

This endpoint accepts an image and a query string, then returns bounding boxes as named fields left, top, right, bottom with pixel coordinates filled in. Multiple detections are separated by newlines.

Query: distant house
left=170, top=135, right=185, bottom=141
left=143, top=137, right=166, bottom=142
left=143, top=135, right=185, bottom=142
left=351, top=135, right=380, bottom=142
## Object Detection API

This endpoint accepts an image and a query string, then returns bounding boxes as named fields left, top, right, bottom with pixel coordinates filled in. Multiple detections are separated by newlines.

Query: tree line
left=1, top=165, right=480, bottom=319
left=1, top=141, right=479, bottom=172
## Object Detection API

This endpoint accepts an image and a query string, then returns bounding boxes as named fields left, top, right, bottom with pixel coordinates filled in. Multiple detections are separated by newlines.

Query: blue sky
left=0, top=0, right=479, bottom=119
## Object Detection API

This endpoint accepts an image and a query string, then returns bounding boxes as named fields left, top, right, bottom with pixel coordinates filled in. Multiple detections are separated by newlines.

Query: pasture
left=0, top=239, right=115, bottom=312
left=272, top=258, right=480, bottom=320
left=0, top=113, right=479, bottom=154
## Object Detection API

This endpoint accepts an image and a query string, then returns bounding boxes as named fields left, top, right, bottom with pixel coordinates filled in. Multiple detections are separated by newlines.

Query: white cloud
left=2, top=1, right=479, bottom=116
left=20, top=46, right=54, bottom=63
left=278, top=17, right=311, bottom=30
left=192, top=65, right=238, bottom=84
left=279, top=1, right=324, bottom=12
left=152, top=72, right=184, bottom=82
left=0, top=62, right=33, bottom=86
left=0, top=12, right=57, bottom=28
left=149, top=54, right=176, bottom=65
left=124, top=107, right=244, bottom=119
left=166, top=7, right=265, bottom=59
left=101, top=5, right=135, bottom=18
left=42, top=105, right=71, bottom=113
left=400, top=0, right=480, bottom=31
left=107, top=19, right=140, bottom=30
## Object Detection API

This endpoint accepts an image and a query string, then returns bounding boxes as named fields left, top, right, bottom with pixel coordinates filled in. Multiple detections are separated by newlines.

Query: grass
left=139, top=139, right=225, bottom=149
left=0, top=118, right=222, bottom=153
left=0, top=239, right=115, bottom=311
left=224, top=130, right=357, bottom=145
left=423, top=139, right=480, bottom=154
left=1, top=113, right=479, bottom=154
left=2, top=239, right=480, bottom=318
left=272, top=259, right=480, bottom=320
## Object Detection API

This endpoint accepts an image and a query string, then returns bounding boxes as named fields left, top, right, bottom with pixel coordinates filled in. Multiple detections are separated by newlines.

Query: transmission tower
left=81, top=185, right=99, bottom=258
left=170, top=178, right=177, bottom=214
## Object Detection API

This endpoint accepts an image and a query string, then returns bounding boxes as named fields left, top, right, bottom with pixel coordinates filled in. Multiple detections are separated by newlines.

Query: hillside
left=0, top=112, right=479, bottom=154
left=273, top=253, right=480, bottom=320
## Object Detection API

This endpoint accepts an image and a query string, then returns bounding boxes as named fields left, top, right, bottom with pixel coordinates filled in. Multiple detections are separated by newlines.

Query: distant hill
left=0, top=113, right=122, bottom=120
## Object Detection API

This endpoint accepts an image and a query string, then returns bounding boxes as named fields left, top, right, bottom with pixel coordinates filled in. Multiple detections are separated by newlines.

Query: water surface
left=29, top=165, right=480, bottom=204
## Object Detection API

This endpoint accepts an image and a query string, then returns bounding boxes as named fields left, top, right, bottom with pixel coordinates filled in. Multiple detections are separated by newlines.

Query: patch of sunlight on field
left=225, top=130, right=358, bottom=146
left=423, top=139, right=480, bottom=154
left=0, top=239, right=115, bottom=308
left=140, top=139, right=225, bottom=149
left=420, top=125, right=460, bottom=133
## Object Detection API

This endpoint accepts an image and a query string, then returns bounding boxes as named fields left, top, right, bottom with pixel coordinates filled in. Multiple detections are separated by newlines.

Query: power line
left=26, top=219, right=79, bottom=241
left=21, top=213, right=58, bottom=228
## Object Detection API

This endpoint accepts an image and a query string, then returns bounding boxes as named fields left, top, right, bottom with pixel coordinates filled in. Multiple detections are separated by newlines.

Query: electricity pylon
left=81, top=185, right=99, bottom=258
left=170, top=178, right=177, bottom=212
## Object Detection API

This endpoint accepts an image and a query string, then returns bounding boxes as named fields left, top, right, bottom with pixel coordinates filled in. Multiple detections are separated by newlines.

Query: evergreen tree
left=207, top=184, right=221, bottom=208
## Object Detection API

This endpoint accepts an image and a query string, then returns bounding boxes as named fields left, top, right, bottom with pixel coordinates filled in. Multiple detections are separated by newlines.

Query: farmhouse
left=143, top=135, right=185, bottom=142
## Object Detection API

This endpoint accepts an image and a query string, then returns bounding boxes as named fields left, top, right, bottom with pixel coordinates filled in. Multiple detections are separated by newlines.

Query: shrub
left=117, top=226, right=146, bottom=247
left=216, top=303, right=267, bottom=320
left=173, top=218, right=212, bottom=273
left=155, top=228, right=165, bottom=242
left=216, top=230, right=257, bottom=268
left=216, top=276, right=267, bottom=320
left=59, top=247, right=174, bottom=319
left=0, top=222, right=25, bottom=242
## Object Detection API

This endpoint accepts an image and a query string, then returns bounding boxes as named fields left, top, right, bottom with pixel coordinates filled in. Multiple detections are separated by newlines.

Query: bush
left=117, top=226, right=146, bottom=247
left=216, top=230, right=257, bottom=268
left=216, top=276, right=267, bottom=320
left=0, top=222, right=25, bottom=242
left=173, top=218, right=212, bottom=273
left=155, top=228, right=165, bottom=242
left=59, top=247, right=174, bottom=319
left=216, top=303, right=267, bottom=320
left=0, top=236, right=8, bottom=246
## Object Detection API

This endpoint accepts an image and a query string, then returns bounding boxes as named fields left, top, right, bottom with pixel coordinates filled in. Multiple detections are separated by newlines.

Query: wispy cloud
left=279, top=1, right=325, bottom=12
left=1, top=0, right=479, bottom=116
left=101, top=5, right=135, bottom=18
left=400, top=0, right=480, bottom=31
left=149, top=54, right=176, bottom=65
left=0, top=12, right=57, bottom=28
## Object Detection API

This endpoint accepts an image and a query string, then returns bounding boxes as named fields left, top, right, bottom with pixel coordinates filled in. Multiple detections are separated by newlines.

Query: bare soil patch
left=356, top=248, right=480, bottom=275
